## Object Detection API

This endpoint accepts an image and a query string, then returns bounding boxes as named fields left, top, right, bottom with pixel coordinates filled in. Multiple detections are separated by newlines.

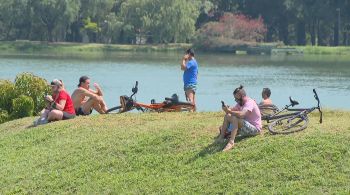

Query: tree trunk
left=296, top=20, right=306, bottom=45
left=316, top=20, right=325, bottom=46
left=344, top=32, right=348, bottom=46
left=310, top=19, right=316, bottom=46
left=279, top=18, right=289, bottom=45
left=266, top=26, right=274, bottom=42
left=334, top=22, right=339, bottom=46
left=47, top=25, right=53, bottom=42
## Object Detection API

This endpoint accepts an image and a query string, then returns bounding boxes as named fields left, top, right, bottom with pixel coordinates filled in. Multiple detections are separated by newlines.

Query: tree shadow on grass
left=186, top=135, right=250, bottom=164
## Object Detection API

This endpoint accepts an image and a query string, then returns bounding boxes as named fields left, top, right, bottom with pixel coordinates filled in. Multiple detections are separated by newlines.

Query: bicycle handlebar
left=130, top=81, right=139, bottom=98
left=313, top=89, right=320, bottom=108
left=313, top=89, right=322, bottom=123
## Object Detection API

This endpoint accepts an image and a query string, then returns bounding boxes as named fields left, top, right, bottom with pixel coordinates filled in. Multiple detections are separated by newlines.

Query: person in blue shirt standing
left=181, top=48, right=198, bottom=111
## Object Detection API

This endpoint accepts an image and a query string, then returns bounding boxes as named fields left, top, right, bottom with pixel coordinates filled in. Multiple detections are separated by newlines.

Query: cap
left=50, top=79, right=62, bottom=87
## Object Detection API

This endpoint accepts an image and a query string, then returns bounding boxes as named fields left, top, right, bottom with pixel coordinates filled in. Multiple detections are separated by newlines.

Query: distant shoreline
left=1, top=41, right=350, bottom=57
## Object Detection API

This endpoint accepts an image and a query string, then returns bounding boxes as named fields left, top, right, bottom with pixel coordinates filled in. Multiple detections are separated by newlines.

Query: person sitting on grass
left=218, top=85, right=262, bottom=152
left=260, top=88, right=273, bottom=106
left=34, top=79, right=76, bottom=126
left=259, top=88, right=278, bottom=117
left=71, top=76, right=108, bottom=116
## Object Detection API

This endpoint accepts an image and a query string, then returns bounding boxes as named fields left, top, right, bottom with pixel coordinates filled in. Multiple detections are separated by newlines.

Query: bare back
left=71, top=88, right=87, bottom=109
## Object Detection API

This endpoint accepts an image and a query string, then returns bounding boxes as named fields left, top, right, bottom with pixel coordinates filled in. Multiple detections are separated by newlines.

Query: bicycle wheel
left=268, top=115, right=309, bottom=134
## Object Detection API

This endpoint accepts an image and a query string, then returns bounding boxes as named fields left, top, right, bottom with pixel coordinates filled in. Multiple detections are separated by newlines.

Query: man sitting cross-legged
left=218, top=85, right=262, bottom=152
left=71, top=76, right=108, bottom=115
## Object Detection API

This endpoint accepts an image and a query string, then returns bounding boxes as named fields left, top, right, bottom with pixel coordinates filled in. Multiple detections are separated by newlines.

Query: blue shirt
left=183, top=59, right=198, bottom=86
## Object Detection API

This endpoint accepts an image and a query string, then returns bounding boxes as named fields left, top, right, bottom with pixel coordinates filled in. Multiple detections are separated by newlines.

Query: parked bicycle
left=106, top=81, right=195, bottom=114
left=259, top=89, right=323, bottom=134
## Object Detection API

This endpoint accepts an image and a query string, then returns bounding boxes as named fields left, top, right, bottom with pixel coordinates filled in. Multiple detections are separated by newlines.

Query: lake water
left=0, top=52, right=349, bottom=111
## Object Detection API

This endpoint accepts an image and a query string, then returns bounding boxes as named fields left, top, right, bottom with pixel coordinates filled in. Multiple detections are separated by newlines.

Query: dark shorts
left=62, top=112, right=76, bottom=120
left=75, top=107, right=92, bottom=116
left=184, top=84, right=197, bottom=93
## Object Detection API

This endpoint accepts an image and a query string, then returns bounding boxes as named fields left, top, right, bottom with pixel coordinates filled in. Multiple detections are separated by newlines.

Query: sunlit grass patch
left=0, top=110, right=349, bottom=194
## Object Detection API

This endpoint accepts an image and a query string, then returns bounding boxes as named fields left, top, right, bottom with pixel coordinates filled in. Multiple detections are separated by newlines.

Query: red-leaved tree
left=194, top=13, right=267, bottom=49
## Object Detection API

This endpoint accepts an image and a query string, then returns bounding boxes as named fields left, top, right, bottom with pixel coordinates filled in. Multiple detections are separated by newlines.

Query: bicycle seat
left=165, top=94, right=179, bottom=103
left=289, top=96, right=299, bottom=107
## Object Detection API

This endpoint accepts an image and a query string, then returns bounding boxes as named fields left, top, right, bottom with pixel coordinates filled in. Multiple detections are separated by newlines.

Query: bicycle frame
left=107, top=81, right=194, bottom=113
left=265, top=89, right=323, bottom=124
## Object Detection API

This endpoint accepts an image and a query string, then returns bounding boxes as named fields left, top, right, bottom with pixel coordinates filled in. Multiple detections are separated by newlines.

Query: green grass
left=0, top=41, right=191, bottom=57
left=1, top=110, right=349, bottom=194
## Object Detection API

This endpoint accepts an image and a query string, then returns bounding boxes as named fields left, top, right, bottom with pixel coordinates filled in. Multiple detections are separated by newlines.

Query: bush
left=193, top=13, right=267, bottom=50
left=0, top=110, right=10, bottom=124
left=0, top=80, right=18, bottom=112
left=11, top=95, right=34, bottom=119
left=15, top=73, right=50, bottom=114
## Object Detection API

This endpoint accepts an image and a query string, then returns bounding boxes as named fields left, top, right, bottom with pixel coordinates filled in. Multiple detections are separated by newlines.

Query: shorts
left=184, top=83, right=197, bottom=93
left=63, top=112, right=76, bottom=120
left=75, top=107, right=92, bottom=116
left=227, top=120, right=260, bottom=137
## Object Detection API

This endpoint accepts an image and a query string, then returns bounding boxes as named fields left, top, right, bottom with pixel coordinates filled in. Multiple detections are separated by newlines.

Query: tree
left=31, top=0, right=80, bottom=42
left=0, top=0, right=32, bottom=40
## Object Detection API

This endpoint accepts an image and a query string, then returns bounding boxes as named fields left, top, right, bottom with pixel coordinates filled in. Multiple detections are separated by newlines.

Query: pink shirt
left=234, top=97, right=262, bottom=130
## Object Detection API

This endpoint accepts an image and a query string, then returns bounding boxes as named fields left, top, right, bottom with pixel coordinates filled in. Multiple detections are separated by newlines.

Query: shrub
left=15, top=73, right=50, bottom=114
left=0, top=110, right=9, bottom=124
left=194, top=13, right=267, bottom=50
left=0, top=80, right=18, bottom=112
left=11, top=95, right=34, bottom=119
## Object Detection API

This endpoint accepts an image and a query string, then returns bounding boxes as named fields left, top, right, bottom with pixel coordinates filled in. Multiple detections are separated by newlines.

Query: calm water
left=0, top=52, right=349, bottom=111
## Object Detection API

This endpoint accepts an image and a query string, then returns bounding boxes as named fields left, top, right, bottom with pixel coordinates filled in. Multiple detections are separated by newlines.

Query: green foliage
left=0, top=80, right=17, bottom=112
left=120, top=0, right=200, bottom=43
left=1, top=0, right=350, bottom=45
left=11, top=95, right=34, bottom=119
left=83, top=17, right=99, bottom=33
left=0, top=110, right=9, bottom=124
left=14, top=73, right=50, bottom=114
left=0, top=111, right=349, bottom=193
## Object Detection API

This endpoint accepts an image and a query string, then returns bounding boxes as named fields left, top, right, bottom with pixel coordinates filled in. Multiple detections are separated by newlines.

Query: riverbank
left=292, top=46, right=350, bottom=55
left=1, top=41, right=350, bottom=57
left=0, top=41, right=191, bottom=57
left=1, top=110, right=349, bottom=194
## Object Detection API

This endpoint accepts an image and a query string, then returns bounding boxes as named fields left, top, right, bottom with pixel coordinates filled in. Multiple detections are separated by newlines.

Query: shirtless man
left=71, top=76, right=108, bottom=115
left=260, top=88, right=273, bottom=106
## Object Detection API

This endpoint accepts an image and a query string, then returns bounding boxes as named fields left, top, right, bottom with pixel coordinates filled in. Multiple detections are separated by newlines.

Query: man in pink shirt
left=219, top=85, right=262, bottom=152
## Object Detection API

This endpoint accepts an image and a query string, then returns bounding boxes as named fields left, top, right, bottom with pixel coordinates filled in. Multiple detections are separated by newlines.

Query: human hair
left=233, top=85, right=246, bottom=96
left=262, top=88, right=271, bottom=98
left=78, top=76, right=89, bottom=87
left=186, top=48, right=195, bottom=57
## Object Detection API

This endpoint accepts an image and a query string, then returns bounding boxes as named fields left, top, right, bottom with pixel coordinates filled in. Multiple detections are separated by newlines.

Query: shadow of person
left=186, top=135, right=251, bottom=164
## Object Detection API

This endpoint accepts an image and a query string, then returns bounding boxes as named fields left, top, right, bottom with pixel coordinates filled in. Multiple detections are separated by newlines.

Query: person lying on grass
left=218, top=85, right=262, bottom=152
left=71, top=76, right=108, bottom=116
left=34, top=79, right=76, bottom=126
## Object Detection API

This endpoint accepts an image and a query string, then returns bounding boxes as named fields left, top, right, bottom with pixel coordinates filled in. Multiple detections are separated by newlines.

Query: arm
left=227, top=109, right=250, bottom=119
left=93, top=83, right=103, bottom=96
left=53, top=99, right=67, bottom=111
left=223, top=104, right=251, bottom=118
left=181, top=55, right=189, bottom=71
left=79, top=88, right=100, bottom=100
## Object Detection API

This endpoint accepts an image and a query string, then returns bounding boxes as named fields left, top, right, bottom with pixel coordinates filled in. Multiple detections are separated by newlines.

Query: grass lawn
left=0, top=110, right=350, bottom=194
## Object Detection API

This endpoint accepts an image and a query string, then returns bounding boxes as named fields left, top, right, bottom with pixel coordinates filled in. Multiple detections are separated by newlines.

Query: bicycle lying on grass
left=106, top=81, right=195, bottom=114
left=259, top=89, right=323, bottom=134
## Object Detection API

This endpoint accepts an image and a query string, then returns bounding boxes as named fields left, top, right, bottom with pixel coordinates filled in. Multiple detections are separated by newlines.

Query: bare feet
left=223, top=140, right=235, bottom=152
